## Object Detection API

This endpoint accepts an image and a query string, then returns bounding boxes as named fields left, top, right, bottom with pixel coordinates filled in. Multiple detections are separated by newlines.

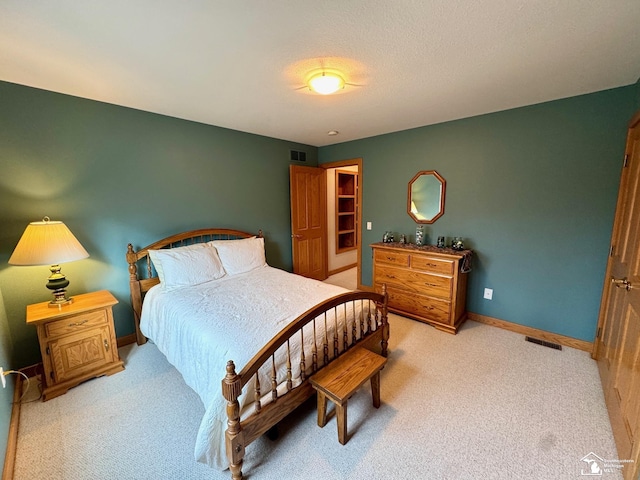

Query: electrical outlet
left=483, top=288, right=493, bottom=300
left=0, top=368, right=5, bottom=388
left=366, top=221, right=372, bottom=230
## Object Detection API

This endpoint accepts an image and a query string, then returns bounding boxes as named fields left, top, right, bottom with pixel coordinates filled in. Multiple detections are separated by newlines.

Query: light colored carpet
left=13, top=314, right=621, bottom=480
left=324, top=268, right=357, bottom=290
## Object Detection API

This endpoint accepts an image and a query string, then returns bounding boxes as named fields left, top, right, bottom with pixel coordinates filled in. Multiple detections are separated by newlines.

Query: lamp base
left=48, top=293, right=74, bottom=308
left=46, top=264, right=73, bottom=308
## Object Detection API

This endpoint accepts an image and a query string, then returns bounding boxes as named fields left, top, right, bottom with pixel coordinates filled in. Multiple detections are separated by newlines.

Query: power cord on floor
left=2, top=369, right=33, bottom=403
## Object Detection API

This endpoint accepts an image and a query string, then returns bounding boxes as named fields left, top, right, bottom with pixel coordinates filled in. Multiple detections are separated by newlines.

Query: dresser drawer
left=44, top=310, right=108, bottom=338
left=410, top=255, right=454, bottom=275
left=386, top=289, right=451, bottom=324
left=375, top=265, right=452, bottom=298
left=374, top=249, right=410, bottom=268
left=375, top=265, right=411, bottom=290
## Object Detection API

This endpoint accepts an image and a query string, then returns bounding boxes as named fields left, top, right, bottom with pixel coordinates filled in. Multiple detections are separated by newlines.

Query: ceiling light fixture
left=328, top=130, right=339, bottom=136
left=307, top=70, right=345, bottom=95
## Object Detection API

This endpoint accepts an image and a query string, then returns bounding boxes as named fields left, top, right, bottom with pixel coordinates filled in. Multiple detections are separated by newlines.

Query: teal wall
left=319, top=86, right=637, bottom=342
left=0, top=80, right=317, bottom=369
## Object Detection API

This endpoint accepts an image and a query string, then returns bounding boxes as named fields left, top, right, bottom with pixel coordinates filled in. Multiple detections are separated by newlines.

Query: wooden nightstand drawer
left=410, top=255, right=454, bottom=275
left=44, top=310, right=108, bottom=338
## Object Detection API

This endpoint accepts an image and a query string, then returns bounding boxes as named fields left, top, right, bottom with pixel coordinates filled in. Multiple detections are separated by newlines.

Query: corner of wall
left=0, top=289, right=14, bottom=477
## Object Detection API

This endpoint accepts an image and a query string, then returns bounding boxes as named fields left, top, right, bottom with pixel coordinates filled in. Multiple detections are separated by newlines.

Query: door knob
left=291, top=234, right=302, bottom=239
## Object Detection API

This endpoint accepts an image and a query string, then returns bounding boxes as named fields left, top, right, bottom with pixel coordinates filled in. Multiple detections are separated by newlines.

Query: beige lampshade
left=9, top=218, right=89, bottom=266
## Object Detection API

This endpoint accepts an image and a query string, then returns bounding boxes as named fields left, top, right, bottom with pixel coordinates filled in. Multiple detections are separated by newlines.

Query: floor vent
left=525, top=336, right=562, bottom=350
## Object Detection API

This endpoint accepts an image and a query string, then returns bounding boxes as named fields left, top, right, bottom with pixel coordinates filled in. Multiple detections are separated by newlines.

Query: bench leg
left=317, top=392, right=328, bottom=428
left=371, top=372, right=381, bottom=408
left=336, top=401, right=348, bottom=445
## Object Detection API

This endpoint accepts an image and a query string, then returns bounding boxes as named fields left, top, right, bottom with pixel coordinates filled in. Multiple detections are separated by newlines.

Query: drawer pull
left=69, top=319, right=88, bottom=327
left=424, top=283, right=439, bottom=287
left=104, top=339, right=110, bottom=352
left=426, top=263, right=437, bottom=267
left=386, top=256, right=395, bottom=261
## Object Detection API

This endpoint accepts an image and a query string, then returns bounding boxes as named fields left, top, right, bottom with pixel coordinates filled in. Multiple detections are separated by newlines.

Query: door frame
left=321, top=158, right=363, bottom=289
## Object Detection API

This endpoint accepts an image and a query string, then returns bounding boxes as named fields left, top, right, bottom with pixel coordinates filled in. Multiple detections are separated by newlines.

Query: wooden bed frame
left=126, top=228, right=389, bottom=480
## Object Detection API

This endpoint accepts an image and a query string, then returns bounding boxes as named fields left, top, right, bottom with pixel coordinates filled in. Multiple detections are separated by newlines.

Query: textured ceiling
left=1, top=1, right=640, bottom=147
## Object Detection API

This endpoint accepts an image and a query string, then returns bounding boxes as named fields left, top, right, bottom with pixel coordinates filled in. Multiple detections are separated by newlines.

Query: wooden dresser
left=371, top=242, right=471, bottom=334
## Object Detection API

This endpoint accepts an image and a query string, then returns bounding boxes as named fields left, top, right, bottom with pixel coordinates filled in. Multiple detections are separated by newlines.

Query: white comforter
left=140, top=265, right=350, bottom=469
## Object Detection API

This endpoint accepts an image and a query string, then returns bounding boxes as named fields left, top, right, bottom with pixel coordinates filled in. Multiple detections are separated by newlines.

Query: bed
left=126, top=228, right=389, bottom=480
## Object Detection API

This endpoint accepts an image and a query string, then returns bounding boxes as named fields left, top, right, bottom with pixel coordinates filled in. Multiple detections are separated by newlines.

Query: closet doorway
left=323, top=158, right=362, bottom=289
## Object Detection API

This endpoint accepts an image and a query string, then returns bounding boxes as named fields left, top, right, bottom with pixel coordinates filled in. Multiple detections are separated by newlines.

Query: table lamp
left=9, top=216, right=89, bottom=307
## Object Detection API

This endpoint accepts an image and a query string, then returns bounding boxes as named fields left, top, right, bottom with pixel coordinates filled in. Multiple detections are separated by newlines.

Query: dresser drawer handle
left=385, top=274, right=396, bottom=279
left=386, top=256, right=396, bottom=261
left=426, top=263, right=437, bottom=267
left=69, top=319, right=89, bottom=327
left=424, top=283, right=439, bottom=287
left=104, top=339, right=110, bottom=352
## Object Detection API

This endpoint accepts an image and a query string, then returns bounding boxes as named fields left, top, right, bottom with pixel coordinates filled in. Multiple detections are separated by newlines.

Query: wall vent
left=525, top=336, right=562, bottom=350
left=290, top=150, right=307, bottom=162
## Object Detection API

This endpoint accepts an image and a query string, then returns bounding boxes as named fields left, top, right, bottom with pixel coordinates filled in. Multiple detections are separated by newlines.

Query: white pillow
left=209, top=236, right=266, bottom=275
left=148, top=243, right=226, bottom=290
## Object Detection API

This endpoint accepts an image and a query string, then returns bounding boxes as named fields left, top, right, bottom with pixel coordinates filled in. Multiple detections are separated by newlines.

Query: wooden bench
left=309, top=346, right=387, bottom=445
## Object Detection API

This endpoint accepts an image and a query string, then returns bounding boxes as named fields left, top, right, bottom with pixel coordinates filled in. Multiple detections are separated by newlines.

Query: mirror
left=407, top=170, right=446, bottom=223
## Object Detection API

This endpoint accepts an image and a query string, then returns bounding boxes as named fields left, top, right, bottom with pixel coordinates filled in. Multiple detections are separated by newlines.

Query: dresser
left=26, top=290, right=125, bottom=401
left=371, top=242, right=471, bottom=334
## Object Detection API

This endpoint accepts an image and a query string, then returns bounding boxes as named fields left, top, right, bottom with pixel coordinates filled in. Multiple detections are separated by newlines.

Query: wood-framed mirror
left=407, top=170, right=446, bottom=223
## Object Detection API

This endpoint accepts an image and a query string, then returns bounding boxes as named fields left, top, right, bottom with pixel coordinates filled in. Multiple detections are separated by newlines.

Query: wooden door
left=289, top=165, right=327, bottom=280
left=594, top=111, right=640, bottom=480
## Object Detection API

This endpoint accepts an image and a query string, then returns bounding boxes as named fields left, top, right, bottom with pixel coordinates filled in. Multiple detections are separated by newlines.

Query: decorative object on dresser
left=25, top=290, right=124, bottom=401
left=126, top=227, right=389, bottom=480
left=372, top=242, right=471, bottom=334
left=415, top=225, right=425, bottom=245
left=451, top=237, right=464, bottom=250
left=8, top=216, right=89, bottom=307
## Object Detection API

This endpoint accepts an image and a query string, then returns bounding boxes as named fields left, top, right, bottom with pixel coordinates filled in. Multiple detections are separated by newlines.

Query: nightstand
left=26, top=290, right=125, bottom=401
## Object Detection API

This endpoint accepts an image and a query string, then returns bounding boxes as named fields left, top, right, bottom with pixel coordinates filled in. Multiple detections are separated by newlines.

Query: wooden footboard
left=221, top=288, right=389, bottom=480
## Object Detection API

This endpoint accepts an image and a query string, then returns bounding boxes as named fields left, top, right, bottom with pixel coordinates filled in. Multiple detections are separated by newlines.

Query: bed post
left=126, top=244, right=147, bottom=345
left=222, top=361, right=245, bottom=480
left=379, top=284, right=389, bottom=357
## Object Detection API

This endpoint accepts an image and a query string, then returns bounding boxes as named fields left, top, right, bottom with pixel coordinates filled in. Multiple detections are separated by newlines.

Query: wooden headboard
left=126, top=228, right=262, bottom=345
